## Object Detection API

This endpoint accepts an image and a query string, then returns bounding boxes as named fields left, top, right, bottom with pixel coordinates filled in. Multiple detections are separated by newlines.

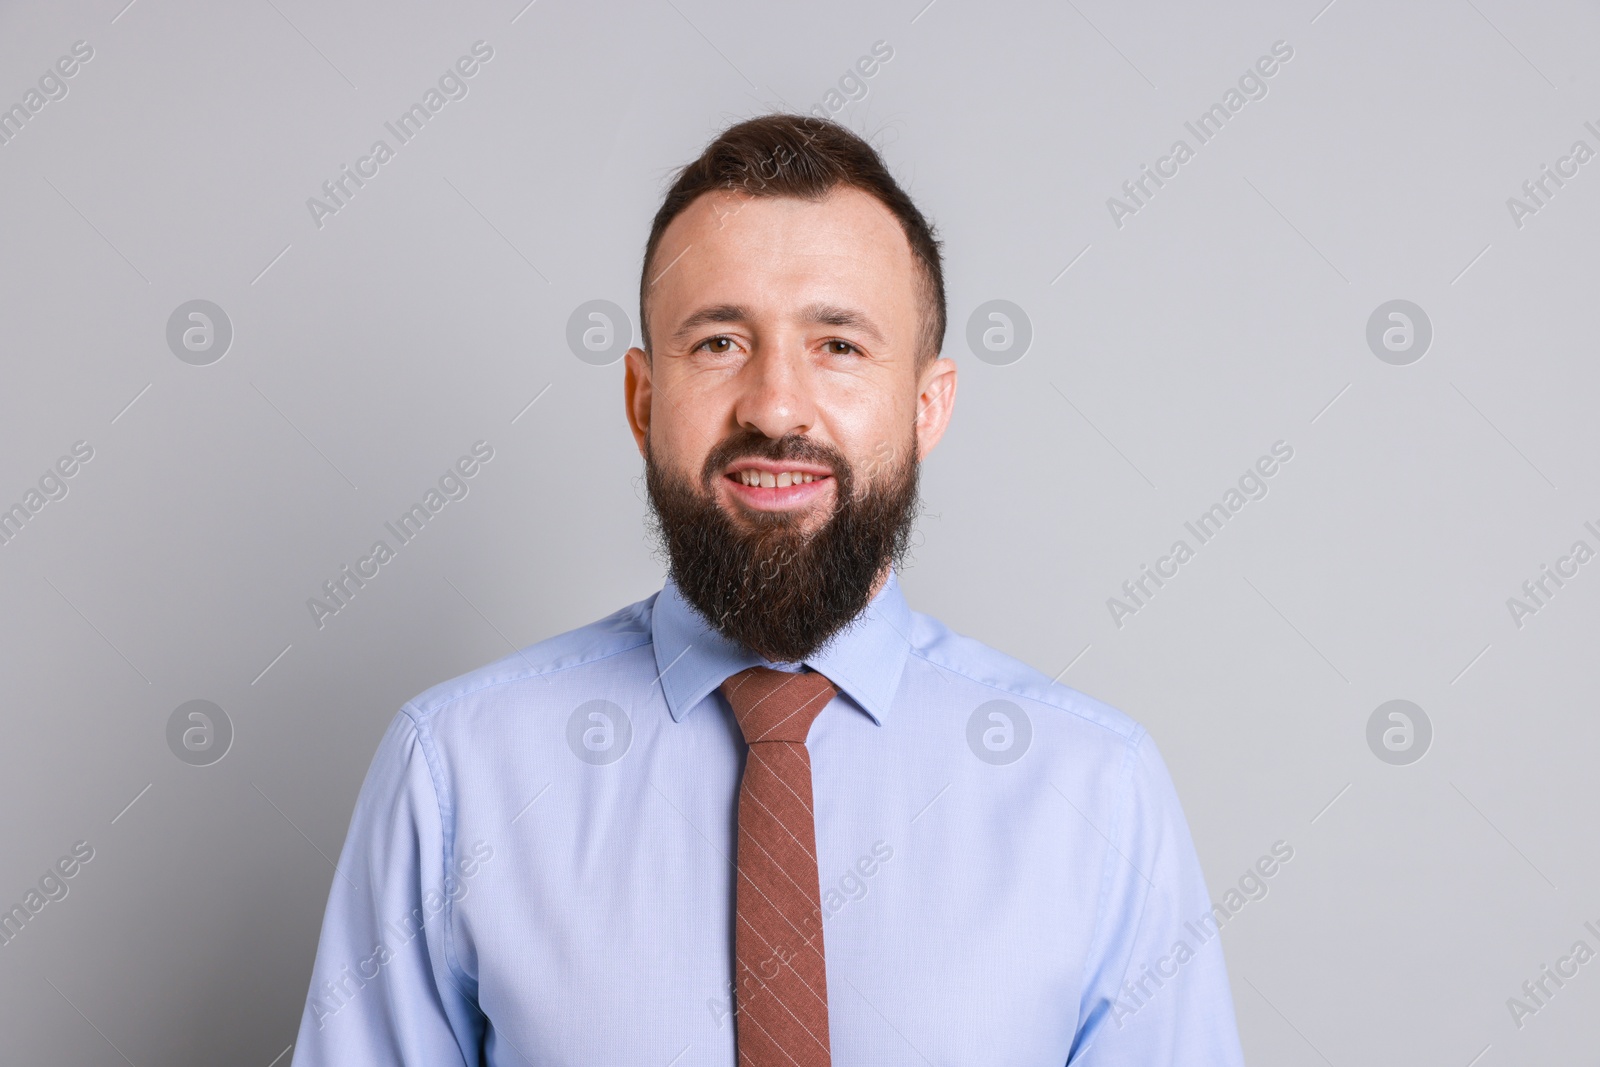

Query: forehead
left=648, top=186, right=920, bottom=330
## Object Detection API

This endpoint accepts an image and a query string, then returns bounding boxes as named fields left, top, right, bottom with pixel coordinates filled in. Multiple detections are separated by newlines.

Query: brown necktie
left=719, top=665, right=838, bottom=1067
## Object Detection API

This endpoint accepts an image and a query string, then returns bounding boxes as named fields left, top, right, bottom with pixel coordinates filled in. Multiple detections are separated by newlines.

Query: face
left=625, top=185, right=957, bottom=662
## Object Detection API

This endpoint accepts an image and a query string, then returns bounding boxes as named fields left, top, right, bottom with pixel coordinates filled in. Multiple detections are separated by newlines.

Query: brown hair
left=638, top=113, right=946, bottom=368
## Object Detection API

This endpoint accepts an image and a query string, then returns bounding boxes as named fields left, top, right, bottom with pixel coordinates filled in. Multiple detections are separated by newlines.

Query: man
left=292, top=114, right=1246, bottom=1065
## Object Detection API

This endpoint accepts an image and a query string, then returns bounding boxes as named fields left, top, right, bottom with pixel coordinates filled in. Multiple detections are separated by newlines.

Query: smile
left=732, top=469, right=823, bottom=487
left=722, top=462, right=834, bottom=511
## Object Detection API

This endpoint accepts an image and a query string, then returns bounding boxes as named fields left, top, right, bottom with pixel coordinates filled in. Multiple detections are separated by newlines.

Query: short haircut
left=638, top=113, right=946, bottom=370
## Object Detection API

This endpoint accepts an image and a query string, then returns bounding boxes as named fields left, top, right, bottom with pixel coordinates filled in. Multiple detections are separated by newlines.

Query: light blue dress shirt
left=291, top=568, right=1246, bottom=1065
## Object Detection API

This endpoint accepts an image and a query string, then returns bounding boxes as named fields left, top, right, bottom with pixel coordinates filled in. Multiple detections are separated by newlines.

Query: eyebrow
left=801, top=302, right=886, bottom=345
left=670, top=304, right=747, bottom=344
left=668, top=302, right=886, bottom=347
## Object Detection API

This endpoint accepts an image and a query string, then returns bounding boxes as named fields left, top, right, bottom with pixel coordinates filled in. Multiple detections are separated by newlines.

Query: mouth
left=720, top=460, right=835, bottom=512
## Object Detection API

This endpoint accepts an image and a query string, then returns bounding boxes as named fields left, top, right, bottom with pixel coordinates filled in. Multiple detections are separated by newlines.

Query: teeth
left=736, top=470, right=820, bottom=487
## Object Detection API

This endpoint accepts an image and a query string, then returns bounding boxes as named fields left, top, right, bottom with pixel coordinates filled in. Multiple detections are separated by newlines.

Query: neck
left=867, top=562, right=893, bottom=602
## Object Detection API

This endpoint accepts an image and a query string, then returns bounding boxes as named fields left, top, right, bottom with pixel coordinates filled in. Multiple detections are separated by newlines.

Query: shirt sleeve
left=1068, top=729, right=1247, bottom=1066
left=290, top=708, right=484, bottom=1066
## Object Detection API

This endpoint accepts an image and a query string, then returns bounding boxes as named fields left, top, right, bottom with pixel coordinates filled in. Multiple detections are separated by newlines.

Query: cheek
left=829, top=386, right=915, bottom=471
left=650, top=418, right=704, bottom=479
left=650, top=387, right=724, bottom=477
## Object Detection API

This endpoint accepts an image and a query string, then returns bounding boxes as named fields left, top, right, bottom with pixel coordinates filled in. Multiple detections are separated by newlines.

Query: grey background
left=1, top=0, right=1596, bottom=1063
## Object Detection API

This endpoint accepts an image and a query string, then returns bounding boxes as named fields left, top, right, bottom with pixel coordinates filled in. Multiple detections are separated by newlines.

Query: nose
left=731, top=341, right=818, bottom=442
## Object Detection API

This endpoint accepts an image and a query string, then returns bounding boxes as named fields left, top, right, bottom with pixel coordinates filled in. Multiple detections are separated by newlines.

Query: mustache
left=700, top=430, right=848, bottom=489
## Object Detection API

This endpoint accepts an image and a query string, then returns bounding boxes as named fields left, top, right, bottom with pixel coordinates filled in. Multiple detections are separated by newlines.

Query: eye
left=823, top=339, right=862, bottom=356
left=695, top=335, right=736, bottom=354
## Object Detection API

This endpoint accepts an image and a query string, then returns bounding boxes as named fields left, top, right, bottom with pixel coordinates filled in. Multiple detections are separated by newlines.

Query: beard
left=643, top=425, right=922, bottom=664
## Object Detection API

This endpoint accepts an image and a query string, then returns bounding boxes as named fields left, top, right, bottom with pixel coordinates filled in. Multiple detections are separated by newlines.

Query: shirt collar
left=650, top=568, right=912, bottom=727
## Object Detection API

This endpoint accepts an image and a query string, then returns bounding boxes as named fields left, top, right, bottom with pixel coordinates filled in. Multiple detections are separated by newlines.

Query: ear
left=623, top=346, right=652, bottom=459
left=912, top=355, right=958, bottom=461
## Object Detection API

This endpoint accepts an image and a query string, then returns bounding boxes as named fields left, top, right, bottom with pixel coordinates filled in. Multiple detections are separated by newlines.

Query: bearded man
left=292, top=113, right=1246, bottom=1067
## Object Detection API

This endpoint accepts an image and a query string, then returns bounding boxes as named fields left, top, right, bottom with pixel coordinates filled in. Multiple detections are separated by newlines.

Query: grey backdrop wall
left=2, top=0, right=1597, bottom=1063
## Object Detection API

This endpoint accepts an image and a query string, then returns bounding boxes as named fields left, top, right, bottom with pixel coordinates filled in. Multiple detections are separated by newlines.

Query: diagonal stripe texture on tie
left=719, top=664, right=839, bottom=1067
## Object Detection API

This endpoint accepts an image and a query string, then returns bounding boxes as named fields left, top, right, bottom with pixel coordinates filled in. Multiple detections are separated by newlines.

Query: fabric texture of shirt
left=290, top=568, right=1247, bottom=1065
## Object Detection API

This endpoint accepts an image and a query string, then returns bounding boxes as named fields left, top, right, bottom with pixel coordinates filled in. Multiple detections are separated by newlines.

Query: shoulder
left=400, top=589, right=659, bottom=729
left=903, top=606, right=1188, bottom=833
left=905, top=605, right=1147, bottom=750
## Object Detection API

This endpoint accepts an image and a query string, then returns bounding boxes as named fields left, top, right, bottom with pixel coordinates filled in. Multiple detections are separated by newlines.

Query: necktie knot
left=720, top=666, right=837, bottom=746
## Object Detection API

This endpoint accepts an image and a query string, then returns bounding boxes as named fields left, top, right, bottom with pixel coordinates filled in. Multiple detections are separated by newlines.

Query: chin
left=733, top=499, right=833, bottom=537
